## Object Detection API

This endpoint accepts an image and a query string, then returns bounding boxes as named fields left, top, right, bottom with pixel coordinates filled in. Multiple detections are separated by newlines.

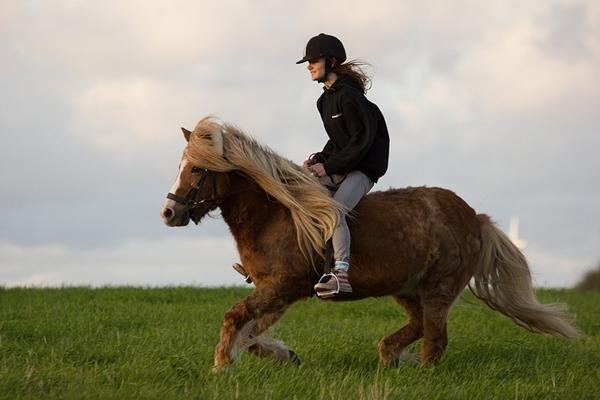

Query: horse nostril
left=162, top=207, right=174, bottom=220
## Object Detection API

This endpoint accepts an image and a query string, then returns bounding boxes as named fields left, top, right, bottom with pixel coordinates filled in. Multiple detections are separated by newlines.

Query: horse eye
left=191, top=166, right=202, bottom=174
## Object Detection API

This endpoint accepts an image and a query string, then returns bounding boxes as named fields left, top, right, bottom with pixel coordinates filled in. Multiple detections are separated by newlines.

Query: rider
left=297, top=33, right=390, bottom=296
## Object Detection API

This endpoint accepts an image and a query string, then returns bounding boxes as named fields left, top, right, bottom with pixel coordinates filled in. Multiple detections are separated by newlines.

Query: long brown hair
left=332, top=59, right=372, bottom=94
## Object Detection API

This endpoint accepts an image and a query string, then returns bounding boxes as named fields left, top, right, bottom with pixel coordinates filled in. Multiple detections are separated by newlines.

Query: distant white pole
left=508, top=216, right=527, bottom=250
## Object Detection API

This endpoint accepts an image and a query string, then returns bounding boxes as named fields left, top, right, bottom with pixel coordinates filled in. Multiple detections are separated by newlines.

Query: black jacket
left=315, top=75, right=390, bottom=183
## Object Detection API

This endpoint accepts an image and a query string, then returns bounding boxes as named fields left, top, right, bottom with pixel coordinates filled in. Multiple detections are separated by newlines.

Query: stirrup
left=315, top=272, right=340, bottom=299
left=232, top=263, right=252, bottom=284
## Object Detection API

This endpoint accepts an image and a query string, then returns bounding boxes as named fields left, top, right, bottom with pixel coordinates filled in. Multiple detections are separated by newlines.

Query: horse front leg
left=245, top=306, right=301, bottom=364
left=213, top=286, right=293, bottom=371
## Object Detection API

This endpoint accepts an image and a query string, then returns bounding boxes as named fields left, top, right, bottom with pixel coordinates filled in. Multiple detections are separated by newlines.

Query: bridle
left=166, top=168, right=220, bottom=210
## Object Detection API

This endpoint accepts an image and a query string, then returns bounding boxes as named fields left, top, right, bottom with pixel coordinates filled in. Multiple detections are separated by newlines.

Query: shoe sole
left=316, top=288, right=353, bottom=298
left=316, top=290, right=338, bottom=299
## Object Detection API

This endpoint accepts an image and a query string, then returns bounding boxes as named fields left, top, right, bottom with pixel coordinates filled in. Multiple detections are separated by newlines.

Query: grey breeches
left=318, top=171, right=374, bottom=263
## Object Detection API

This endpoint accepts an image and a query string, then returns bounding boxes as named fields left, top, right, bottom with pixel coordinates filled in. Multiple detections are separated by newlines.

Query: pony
left=160, top=116, right=580, bottom=371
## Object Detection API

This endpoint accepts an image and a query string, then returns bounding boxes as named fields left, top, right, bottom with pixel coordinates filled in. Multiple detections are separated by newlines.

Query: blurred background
left=1, top=1, right=598, bottom=287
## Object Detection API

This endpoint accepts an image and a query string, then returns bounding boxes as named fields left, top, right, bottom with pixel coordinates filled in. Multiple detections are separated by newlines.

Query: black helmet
left=296, top=33, right=346, bottom=64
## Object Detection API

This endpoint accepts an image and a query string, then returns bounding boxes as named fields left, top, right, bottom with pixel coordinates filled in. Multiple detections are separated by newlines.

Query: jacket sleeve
left=311, top=140, right=334, bottom=163
left=321, top=140, right=334, bottom=153
left=323, top=94, right=376, bottom=175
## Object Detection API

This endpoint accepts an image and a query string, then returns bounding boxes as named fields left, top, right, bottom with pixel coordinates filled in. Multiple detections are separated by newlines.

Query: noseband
left=166, top=168, right=219, bottom=209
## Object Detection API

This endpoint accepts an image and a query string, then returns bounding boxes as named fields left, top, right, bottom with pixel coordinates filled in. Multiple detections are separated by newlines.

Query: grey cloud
left=1, top=236, right=241, bottom=287
left=537, top=2, right=594, bottom=60
left=1, top=1, right=599, bottom=287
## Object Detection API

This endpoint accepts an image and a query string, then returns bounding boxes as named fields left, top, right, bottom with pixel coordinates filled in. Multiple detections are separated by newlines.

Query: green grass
left=1, top=287, right=599, bottom=399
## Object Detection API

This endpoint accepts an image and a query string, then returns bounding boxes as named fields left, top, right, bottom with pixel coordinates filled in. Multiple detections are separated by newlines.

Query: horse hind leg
left=378, top=296, right=424, bottom=366
left=420, top=296, right=454, bottom=364
left=419, top=248, right=477, bottom=364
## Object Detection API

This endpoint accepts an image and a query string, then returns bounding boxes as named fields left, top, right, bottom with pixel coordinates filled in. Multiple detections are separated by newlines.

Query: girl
left=297, top=33, right=390, bottom=297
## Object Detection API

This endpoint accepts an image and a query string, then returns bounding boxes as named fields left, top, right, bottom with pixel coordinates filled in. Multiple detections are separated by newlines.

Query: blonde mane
left=185, top=116, right=346, bottom=263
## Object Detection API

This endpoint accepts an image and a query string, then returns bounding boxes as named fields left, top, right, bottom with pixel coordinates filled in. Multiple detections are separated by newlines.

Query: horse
left=160, top=116, right=581, bottom=371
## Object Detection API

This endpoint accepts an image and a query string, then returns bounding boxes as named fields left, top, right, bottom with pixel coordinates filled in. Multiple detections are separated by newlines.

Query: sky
left=1, top=0, right=599, bottom=288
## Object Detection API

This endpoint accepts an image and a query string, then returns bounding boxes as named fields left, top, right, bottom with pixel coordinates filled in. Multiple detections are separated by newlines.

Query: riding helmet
left=296, top=33, right=347, bottom=64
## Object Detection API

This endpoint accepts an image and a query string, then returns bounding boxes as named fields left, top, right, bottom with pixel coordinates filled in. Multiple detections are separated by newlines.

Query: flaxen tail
left=469, top=214, right=581, bottom=338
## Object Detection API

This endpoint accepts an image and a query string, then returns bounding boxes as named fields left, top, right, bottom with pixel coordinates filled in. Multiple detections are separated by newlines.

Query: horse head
left=160, top=127, right=228, bottom=226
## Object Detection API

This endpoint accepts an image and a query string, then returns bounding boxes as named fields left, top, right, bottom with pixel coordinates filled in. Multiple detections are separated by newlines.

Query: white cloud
left=69, top=77, right=196, bottom=153
left=1, top=238, right=591, bottom=289
left=525, top=245, right=594, bottom=288
left=2, top=0, right=599, bottom=289
left=0, top=237, right=245, bottom=287
left=458, top=20, right=600, bottom=115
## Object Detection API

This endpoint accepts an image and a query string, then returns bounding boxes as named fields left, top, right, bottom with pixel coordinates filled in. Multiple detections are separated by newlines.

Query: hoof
left=289, top=350, right=301, bottom=366
left=379, top=350, right=419, bottom=367
left=398, top=351, right=419, bottom=364
left=211, top=363, right=230, bottom=374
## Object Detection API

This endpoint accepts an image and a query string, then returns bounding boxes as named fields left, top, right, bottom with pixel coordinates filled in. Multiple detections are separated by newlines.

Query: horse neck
left=219, top=174, right=286, bottom=245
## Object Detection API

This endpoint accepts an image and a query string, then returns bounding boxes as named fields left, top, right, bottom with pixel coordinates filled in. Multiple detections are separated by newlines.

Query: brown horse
left=160, top=117, right=580, bottom=371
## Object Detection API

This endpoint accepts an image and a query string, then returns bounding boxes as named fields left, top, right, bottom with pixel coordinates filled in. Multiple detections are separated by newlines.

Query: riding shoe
left=314, top=269, right=352, bottom=297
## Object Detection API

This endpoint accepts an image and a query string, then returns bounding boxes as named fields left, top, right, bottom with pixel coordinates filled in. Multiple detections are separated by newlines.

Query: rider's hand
left=302, top=159, right=313, bottom=168
left=309, top=163, right=326, bottom=178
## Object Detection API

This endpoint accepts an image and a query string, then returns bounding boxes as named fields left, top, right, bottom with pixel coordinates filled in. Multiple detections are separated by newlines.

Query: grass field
left=1, top=286, right=599, bottom=399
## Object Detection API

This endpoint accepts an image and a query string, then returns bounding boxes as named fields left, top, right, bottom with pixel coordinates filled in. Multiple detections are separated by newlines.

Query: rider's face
left=307, top=57, right=326, bottom=81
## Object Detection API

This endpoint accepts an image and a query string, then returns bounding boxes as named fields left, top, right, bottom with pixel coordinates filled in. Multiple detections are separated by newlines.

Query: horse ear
left=181, top=127, right=192, bottom=142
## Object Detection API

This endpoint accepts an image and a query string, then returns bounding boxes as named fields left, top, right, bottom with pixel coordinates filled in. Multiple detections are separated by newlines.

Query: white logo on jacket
left=331, top=113, right=342, bottom=119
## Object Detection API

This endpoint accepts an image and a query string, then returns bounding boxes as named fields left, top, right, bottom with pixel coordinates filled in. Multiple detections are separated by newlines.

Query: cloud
left=0, top=236, right=244, bottom=287
left=1, top=0, right=599, bottom=288
left=1, top=237, right=592, bottom=289
left=69, top=77, right=195, bottom=154
left=457, top=20, right=600, bottom=116
left=526, top=245, right=595, bottom=288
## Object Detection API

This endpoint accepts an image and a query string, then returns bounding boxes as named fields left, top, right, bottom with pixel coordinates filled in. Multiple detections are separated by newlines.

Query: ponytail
left=332, top=60, right=372, bottom=94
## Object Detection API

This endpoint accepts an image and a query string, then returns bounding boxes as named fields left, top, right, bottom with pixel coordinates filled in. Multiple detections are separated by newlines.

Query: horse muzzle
left=160, top=202, right=190, bottom=226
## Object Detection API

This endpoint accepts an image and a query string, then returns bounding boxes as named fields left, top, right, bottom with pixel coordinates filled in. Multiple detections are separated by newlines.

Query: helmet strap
left=318, top=58, right=334, bottom=83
